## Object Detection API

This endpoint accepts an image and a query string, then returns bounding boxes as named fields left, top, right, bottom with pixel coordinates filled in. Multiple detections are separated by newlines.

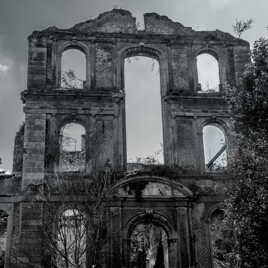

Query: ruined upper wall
left=29, top=8, right=245, bottom=41
left=21, top=9, right=252, bottom=181
left=26, top=9, right=250, bottom=93
left=72, top=9, right=136, bottom=33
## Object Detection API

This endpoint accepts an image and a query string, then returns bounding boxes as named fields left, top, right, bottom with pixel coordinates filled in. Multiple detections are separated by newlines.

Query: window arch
left=197, top=53, right=220, bottom=92
left=56, top=208, right=87, bottom=268
left=59, top=123, right=86, bottom=172
left=61, top=48, right=86, bottom=89
left=202, top=124, right=227, bottom=171
left=0, top=210, right=8, bottom=267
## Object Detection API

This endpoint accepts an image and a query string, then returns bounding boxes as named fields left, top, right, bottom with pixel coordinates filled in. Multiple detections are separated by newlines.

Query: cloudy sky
left=0, top=0, right=267, bottom=172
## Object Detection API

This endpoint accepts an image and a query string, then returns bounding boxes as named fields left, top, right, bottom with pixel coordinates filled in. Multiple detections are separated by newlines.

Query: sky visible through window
left=61, top=49, right=86, bottom=88
left=125, top=56, right=163, bottom=164
left=61, top=123, right=85, bottom=152
left=203, top=125, right=227, bottom=168
left=197, top=54, right=220, bottom=92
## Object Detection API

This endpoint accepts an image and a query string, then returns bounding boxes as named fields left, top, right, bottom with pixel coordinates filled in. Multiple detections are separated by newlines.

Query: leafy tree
left=224, top=38, right=268, bottom=267
left=233, top=19, right=253, bottom=38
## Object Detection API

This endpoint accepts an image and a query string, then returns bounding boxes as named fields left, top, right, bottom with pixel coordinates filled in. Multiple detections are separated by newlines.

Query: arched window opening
left=210, top=209, right=232, bottom=268
left=61, top=49, right=86, bottom=89
left=0, top=210, right=8, bottom=267
left=197, top=53, right=220, bottom=92
left=56, top=209, right=87, bottom=268
left=124, top=56, right=164, bottom=165
left=203, top=125, right=227, bottom=171
left=59, top=123, right=86, bottom=172
left=130, top=223, right=169, bottom=268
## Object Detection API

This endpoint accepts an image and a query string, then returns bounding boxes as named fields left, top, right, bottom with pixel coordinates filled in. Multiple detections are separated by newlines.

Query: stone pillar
left=177, top=207, right=192, bottom=268
left=218, top=49, right=228, bottom=87
left=27, top=37, right=47, bottom=90
left=233, top=46, right=250, bottom=86
left=226, top=47, right=236, bottom=85
left=109, top=207, right=122, bottom=268
left=18, top=202, right=43, bottom=266
left=22, top=113, right=46, bottom=189
left=168, top=238, right=178, bottom=268
left=174, top=116, right=199, bottom=170
left=113, top=96, right=125, bottom=169
left=18, top=112, right=46, bottom=266
left=192, top=203, right=212, bottom=268
left=91, top=116, right=115, bottom=169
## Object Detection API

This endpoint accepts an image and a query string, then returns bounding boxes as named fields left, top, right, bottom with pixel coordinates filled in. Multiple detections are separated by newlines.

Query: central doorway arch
left=109, top=176, right=194, bottom=268
left=129, top=223, right=169, bottom=268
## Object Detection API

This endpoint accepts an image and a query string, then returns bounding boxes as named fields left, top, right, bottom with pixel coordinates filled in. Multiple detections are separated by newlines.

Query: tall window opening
left=197, top=53, right=220, bottom=92
left=56, top=209, right=87, bottom=268
left=124, top=56, right=163, bottom=165
left=61, top=49, right=86, bottom=89
left=0, top=210, right=8, bottom=267
left=130, top=223, right=169, bottom=268
left=59, top=123, right=86, bottom=172
left=203, top=125, right=227, bottom=171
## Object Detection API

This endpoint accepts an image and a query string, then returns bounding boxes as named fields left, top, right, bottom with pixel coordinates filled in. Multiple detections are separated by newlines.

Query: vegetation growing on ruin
left=224, top=37, right=268, bottom=268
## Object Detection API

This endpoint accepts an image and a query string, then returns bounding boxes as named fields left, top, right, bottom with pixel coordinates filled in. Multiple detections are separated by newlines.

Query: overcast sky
left=0, top=0, right=268, bottom=172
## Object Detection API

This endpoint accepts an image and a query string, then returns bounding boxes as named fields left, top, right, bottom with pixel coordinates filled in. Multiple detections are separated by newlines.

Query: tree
left=224, top=38, right=268, bottom=267
left=42, top=169, right=120, bottom=268
left=233, top=19, right=253, bottom=38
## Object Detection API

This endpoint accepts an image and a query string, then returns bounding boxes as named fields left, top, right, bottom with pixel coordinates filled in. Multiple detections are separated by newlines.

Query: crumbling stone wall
left=1, top=9, right=251, bottom=268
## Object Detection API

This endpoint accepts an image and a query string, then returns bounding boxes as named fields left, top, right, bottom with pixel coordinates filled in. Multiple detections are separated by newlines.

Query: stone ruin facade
left=0, top=9, right=250, bottom=268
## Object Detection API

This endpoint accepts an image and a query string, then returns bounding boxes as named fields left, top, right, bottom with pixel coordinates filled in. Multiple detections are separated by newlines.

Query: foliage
left=224, top=38, right=268, bottom=267
left=233, top=19, right=253, bottom=38
left=61, top=70, right=83, bottom=89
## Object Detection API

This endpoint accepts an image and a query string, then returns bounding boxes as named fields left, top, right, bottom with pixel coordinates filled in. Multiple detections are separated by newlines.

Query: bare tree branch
left=233, top=19, right=253, bottom=38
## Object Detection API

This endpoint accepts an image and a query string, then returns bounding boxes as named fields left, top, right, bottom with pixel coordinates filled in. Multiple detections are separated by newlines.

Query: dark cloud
left=0, top=0, right=267, bottom=171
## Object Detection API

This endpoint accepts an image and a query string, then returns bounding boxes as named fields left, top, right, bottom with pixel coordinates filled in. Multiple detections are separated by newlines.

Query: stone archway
left=108, top=176, right=194, bottom=268
left=129, top=222, right=169, bottom=268
left=123, top=211, right=179, bottom=268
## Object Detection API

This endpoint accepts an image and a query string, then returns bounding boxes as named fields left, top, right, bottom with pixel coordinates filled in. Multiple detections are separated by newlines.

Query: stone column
left=177, top=207, right=191, bottom=268
left=192, top=203, right=212, bottom=268
left=19, top=112, right=46, bottom=267
left=233, top=46, right=250, bottom=86
left=22, top=113, right=46, bottom=189
left=109, top=207, right=122, bottom=268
